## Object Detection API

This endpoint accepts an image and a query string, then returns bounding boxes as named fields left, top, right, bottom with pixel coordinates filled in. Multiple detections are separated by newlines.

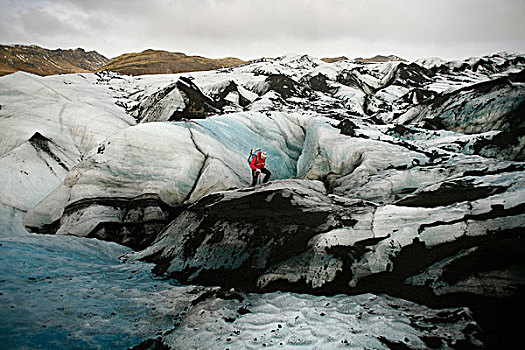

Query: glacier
left=1, top=52, right=525, bottom=349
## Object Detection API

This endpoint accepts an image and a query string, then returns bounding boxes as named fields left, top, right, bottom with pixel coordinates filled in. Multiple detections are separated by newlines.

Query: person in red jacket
left=250, top=151, right=271, bottom=186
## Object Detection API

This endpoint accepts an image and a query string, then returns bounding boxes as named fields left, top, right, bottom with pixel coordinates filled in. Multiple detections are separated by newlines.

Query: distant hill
left=99, top=49, right=246, bottom=76
left=0, top=45, right=109, bottom=76
left=321, top=56, right=349, bottom=63
left=0, top=45, right=407, bottom=77
left=354, top=54, right=407, bottom=63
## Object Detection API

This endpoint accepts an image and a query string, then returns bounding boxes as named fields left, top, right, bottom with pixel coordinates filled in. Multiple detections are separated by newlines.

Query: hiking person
left=248, top=148, right=271, bottom=186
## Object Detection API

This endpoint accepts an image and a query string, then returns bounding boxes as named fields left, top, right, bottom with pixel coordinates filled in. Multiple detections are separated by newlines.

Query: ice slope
left=0, top=72, right=135, bottom=236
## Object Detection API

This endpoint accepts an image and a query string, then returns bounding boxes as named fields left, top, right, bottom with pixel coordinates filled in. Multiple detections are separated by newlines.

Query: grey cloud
left=17, top=6, right=84, bottom=37
left=1, top=0, right=524, bottom=60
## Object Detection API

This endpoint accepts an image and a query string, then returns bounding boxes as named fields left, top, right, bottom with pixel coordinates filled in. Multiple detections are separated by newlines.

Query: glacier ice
left=1, top=51, right=525, bottom=349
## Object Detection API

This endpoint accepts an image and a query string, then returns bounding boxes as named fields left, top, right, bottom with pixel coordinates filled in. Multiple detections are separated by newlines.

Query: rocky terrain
left=1, top=51, right=524, bottom=349
left=0, top=44, right=109, bottom=76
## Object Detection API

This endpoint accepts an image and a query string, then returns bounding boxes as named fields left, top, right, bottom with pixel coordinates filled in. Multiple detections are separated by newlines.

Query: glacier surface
left=2, top=52, right=525, bottom=349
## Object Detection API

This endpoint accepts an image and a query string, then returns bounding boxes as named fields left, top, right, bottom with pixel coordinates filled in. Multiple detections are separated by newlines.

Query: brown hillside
left=0, top=45, right=109, bottom=76
left=321, top=56, right=349, bottom=63
left=99, top=49, right=246, bottom=75
left=354, top=55, right=407, bottom=63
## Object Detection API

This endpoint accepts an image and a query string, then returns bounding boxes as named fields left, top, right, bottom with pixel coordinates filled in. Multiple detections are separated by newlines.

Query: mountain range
left=0, top=44, right=407, bottom=77
left=0, top=44, right=108, bottom=76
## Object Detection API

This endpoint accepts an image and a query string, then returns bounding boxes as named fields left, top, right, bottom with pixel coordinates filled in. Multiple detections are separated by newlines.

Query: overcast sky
left=1, top=0, right=524, bottom=61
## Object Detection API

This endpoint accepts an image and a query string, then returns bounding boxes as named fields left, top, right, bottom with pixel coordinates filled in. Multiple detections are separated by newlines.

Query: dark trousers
left=251, top=167, right=271, bottom=186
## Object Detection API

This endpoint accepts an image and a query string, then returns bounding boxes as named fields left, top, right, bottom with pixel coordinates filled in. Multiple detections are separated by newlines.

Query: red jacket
left=250, top=152, right=266, bottom=170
